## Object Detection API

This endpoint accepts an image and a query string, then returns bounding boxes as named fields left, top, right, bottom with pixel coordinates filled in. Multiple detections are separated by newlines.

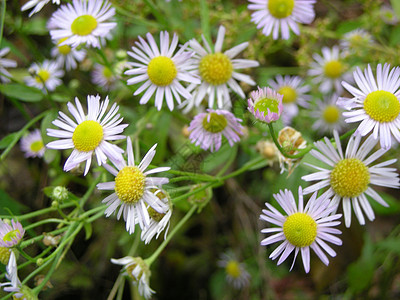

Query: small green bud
left=36, top=258, right=44, bottom=266
left=52, top=186, right=69, bottom=202
left=51, top=201, right=58, bottom=208
left=116, top=49, right=127, bottom=60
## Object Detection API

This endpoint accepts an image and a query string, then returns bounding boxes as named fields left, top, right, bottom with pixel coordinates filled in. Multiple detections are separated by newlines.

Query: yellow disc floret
left=199, top=53, right=233, bottom=85
left=283, top=212, right=317, bottom=247
left=0, top=247, right=10, bottom=265
left=103, top=67, right=113, bottom=79
left=147, top=56, right=177, bottom=86
left=330, top=158, right=370, bottom=198
left=268, top=0, right=295, bottom=19
left=71, top=15, right=98, bottom=36
left=225, top=260, right=241, bottom=278
left=72, top=120, right=104, bottom=152
left=324, top=60, right=343, bottom=79
left=35, top=70, right=50, bottom=83
left=323, top=105, right=340, bottom=124
left=364, top=90, right=400, bottom=122
left=254, top=98, right=280, bottom=114
left=202, top=112, right=228, bottom=133
left=3, top=229, right=21, bottom=243
left=57, top=37, right=71, bottom=55
left=30, top=140, right=44, bottom=153
left=115, top=166, right=145, bottom=204
left=278, top=86, right=297, bottom=103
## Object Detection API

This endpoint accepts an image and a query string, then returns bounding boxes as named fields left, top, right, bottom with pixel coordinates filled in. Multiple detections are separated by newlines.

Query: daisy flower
left=21, top=0, right=60, bottom=17
left=111, top=256, right=154, bottom=300
left=338, top=63, right=400, bottom=150
left=268, top=75, right=310, bottom=124
left=340, top=29, right=373, bottom=53
left=380, top=5, right=399, bottom=25
left=91, top=63, right=118, bottom=90
left=97, top=137, right=170, bottom=234
left=308, top=46, right=348, bottom=94
left=125, top=31, right=200, bottom=111
left=260, top=187, right=342, bottom=273
left=0, top=250, right=20, bottom=293
left=183, top=25, right=259, bottom=111
left=217, top=252, right=251, bottom=289
left=0, top=48, right=17, bottom=83
left=302, top=130, right=400, bottom=227
left=141, top=189, right=173, bottom=244
left=46, top=95, right=127, bottom=175
left=188, top=109, right=243, bottom=152
left=20, top=129, right=45, bottom=158
left=25, top=60, right=64, bottom=92
left=48, top=0, right=116, bottom=49
left=247, top=87, right=283, bottom=123
left=51, top=37, right=86, bottom=71
left=311, top=94, right=346, bottom=134
left=0, top=220, right=25, bottom=248
left=248, top=0, right=316, bottom=40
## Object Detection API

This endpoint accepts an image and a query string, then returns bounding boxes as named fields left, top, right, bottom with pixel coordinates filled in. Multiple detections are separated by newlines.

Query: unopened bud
left=36, top=258, right=44, bottom=266
left=52, top=186, right=68, bottom=202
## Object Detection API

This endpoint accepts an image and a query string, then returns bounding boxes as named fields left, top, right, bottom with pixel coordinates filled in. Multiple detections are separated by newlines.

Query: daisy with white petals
left=125, top=31, right=200, bottom=111
left=141, top=189, right=172, bottom=244
left=308, top=46, right=348, bottom=94
left=0, top=48, right=17, bottom=83
left=217, top=252, right=251, bottom=289
left=48, top=0, right=116, bottom=49
left=188, top=109, right=243, bottom=152
left=302, top=130, right=400, bottom=227
left=338, top=63, right=400, bottom=150
left=46, top=95, right=127, bottom=175
left=268, top=75, right=310, bottom=124
left=340, top=29, right=373, bottom=53
left=21, top=0, right=60, bottom=17
left=248, top=0, right=316, bottom=40
left=184, top=25, right=259, bottom=111
left=97, top=137, right=170, bottom=234
left=260, top=187, right=342, bottom=273
left=311, top=94, right=346, bottom=134
left=25, top=60, right=64, bottom=92
left=92, top=63, right=118, bottom=90
left=111, top=256, right=154, bottom=299
left=51, top=38, right=86, bottom=71
left=0, top=220, right=25, bottom=248
left=20, top=129, right=45, bottom=158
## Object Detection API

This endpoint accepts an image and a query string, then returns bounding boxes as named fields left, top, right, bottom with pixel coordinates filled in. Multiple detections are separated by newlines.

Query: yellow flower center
left=3, top=229, right=21, bottom=243
left=323, top=105, right=340, bottom=124
left=283, top=212, right=317, bottom=247
left=72, top=120, right=104, bottom=152
left=0, top=247, right=10, bottom=265
left=102, top=67, right=113, bottom=79
left=114, top=166, right=145, bottom=204
left=330, top=158, right=370, bottom=198
left=35, top=70, right=50, bottom=83
left=324, top=60, right=343, bottom=78
left=30, top=140, right=44, bottom=153
left=71, top=15, right=98, bottom=36
left=199, top=53, right=233, bottom=85
left=57, top=37, right=71, bottom=55
left=363, top=90, right=400, bottom=123
left=225, top=260, right=241, bottom=278
left=254, top=97, right=280, bottom=115
left=278, top=86, right=297, bottom=103
left=202, top=112, right=228, bottom=133
left=268, top=0, right=295, bottom=19
left=147, top=56, right=177, bottom=86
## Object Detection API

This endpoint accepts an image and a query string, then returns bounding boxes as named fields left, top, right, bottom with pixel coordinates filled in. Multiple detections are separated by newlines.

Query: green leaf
left=0, top=83, right=43, bottom=102
left=391, top=0, right=400, bottom=18
left=22, top=18, right=48, bottom=35
left=376, top=238, right=400, bottom=255
left=336, top=20, right=364, bottom=35
left=83, top=222, right=93, bottom=240
left=0, top=189, right=26, bottom=215
left=0, top=133, right=18, bottom=150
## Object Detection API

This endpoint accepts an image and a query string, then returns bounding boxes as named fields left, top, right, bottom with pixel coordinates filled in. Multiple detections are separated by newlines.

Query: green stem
left=172, top=182, right=217, bottom=203
left=20, top=227, right=69, bottom=249
left=218, top=156, right=265, bottom=181
left=79, top=175, right=102, bottom=207
left=0, top=111, right=47, bottom=161
left=146, top=205, right=197, bottom=266
left=0, top=0, right=5, bottom=46
left=199, top=0, right=211, bottom=46
left=22, top=218, right=70, bottom=231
